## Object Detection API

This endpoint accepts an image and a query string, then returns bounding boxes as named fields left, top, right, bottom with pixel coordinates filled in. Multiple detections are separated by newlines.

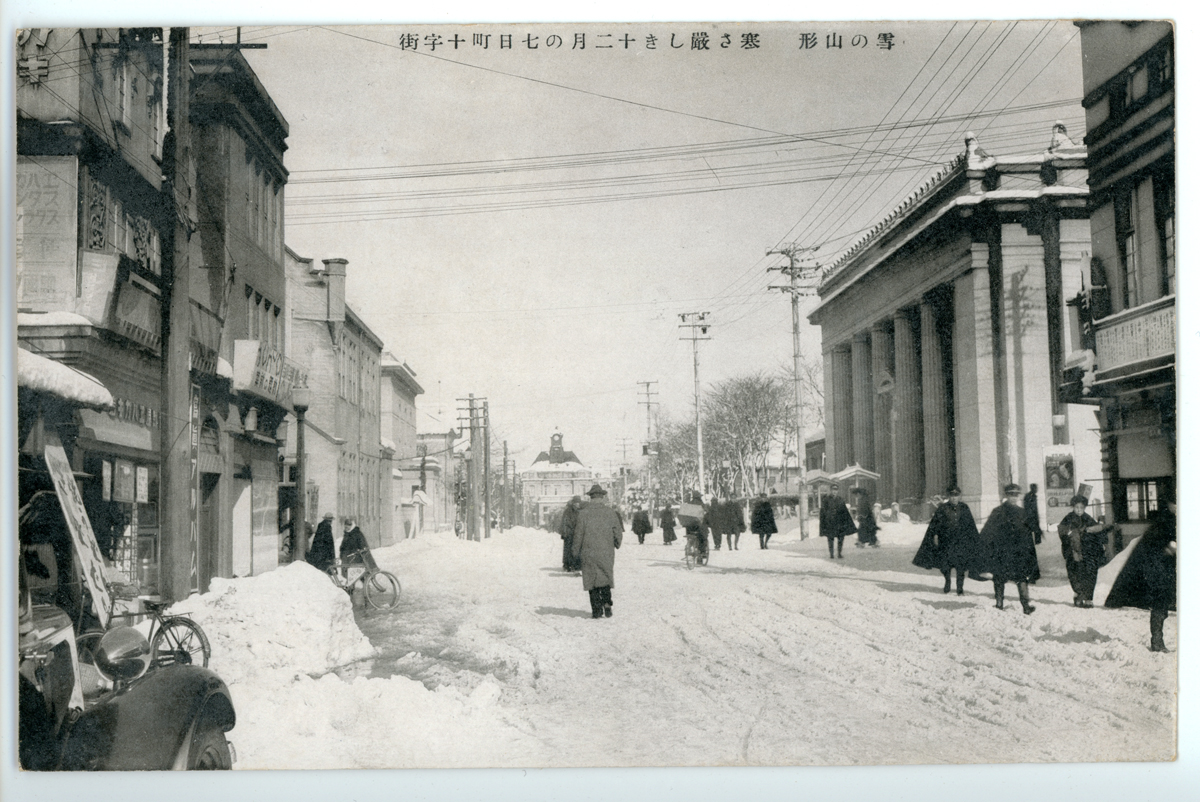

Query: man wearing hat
left=819, top=482, right=857, bottom=559
left=571, top=484, right=624, bottom=618
left=307, top=512, right=336, bottom=573
left=913, top=485, right=980, bottom=595
left=978, top=484, right=1041, bottom=614
left=1057, top=495, right=1108, bottom=607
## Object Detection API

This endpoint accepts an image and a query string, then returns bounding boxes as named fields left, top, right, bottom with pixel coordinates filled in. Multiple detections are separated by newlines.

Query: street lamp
left=291, top=385, right=312, bottom=564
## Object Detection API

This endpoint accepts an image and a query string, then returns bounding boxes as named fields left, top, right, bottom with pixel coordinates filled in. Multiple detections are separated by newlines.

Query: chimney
left=322, top=258, right=347, bottom=342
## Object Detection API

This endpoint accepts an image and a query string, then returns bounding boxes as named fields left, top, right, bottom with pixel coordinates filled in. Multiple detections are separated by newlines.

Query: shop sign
left=136, top=465, right=149, bottom=504
left=112, top=274, right=162, bottom=351
left=15, top=156, right=78, bottom=312
left=233, top=339, right=307, bottom=407
left=43, top=435, right=113, bottom=628
left=102, top=459, right=112, bottom=501
left=109, top=396, right=160, bottom=429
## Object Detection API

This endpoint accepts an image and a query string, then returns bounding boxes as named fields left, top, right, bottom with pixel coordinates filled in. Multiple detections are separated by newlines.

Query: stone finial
left=1047, top=120, right=1085, bottom=156
left=965, top=132, right=991, bottom=169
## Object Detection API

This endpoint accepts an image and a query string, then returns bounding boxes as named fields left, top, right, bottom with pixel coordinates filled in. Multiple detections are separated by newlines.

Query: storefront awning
left=17, top=348, right=113, bottom=410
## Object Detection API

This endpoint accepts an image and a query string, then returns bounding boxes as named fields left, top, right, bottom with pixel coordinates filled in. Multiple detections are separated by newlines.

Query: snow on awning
left=17, top=348, right=114, bottom=410
left=411, top=489, right=431, bottom=506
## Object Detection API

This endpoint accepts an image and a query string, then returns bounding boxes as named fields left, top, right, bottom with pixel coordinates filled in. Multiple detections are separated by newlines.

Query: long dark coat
left=819, top=494, right=857, bottom=540
left=1024, top=490, right=1041, bottom=534
left=750, top=498, right=777, bottom=535
left=1106, top=508, right=1176, bottom=611
left=1058, top=511, right=1107, bottom=595
left=978, top=502, right=1040, bottom=583
left=659, top=507, right=677, bottom=543
left=572, top=500, right=623, bottom=590
left=724, top=501, right=746, bottom=535
left=560, top=498, right=583, bottom=570
left=339, top=526, right=370, bottom=565
left=307, top=519, right=336, bottom=573
left=913, top=501, right=979, bottom=571
left=853, top=495, right=879, bottom=545
left=631, top=510, right=653, bottom=536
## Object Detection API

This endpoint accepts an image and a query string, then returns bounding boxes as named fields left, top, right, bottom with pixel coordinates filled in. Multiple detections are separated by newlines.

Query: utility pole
left=457, top=395, right=487, bottom=542
left=501, top=440, right=508, bottom=530
left=160, top=27, right=194, bottom=602
left=679, top=312, right=711, bottom=497
left=638, top=381, right=658, bottom=506
left=483, top=399, right=491, bottom=539
left=769, top=244, right=820, bottom=539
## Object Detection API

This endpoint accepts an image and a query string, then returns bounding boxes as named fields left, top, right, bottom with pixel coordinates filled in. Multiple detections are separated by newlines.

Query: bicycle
left=326, top=550, right=401, bottom=610
left=684, top=532, right=708, bottom=570
left=76, top=595, right=211, bottom=699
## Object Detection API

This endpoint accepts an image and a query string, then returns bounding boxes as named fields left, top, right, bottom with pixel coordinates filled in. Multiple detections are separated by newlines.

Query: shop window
left=1123, top=479, right=1162, bottom=521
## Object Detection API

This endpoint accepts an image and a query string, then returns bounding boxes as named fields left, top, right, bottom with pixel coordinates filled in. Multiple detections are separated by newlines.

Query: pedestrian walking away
left=559, top=496, right=584, bottom=572
left=708, top=495, right=724, bottom=551
left=1106, top=488, right=1176, bottom=652
left=851, top=487, right=879, bottom=548
left=750, top=492, right=777, bottom=549
left=678, top=491, right=710, bottom=565
left=1058, top=495, right=1108, bottom=607
left=724, top=496, right=745, bottom=550
left=660, top=504, right=677, bottom=545
left=307, top=512, right=336, bottom=573
left=978, top=484, right=1040, bottom=614
left=913, top=485, right=980, bottom=595
left=819, top=483, right=857, bottom=558
left=631, top=506, right=653, bottom=545
left=571, top=484, right=624, bottom=618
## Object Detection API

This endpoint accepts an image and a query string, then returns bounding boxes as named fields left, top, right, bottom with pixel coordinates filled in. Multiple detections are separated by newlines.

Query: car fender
left=60, top=666, right=235, bottom=770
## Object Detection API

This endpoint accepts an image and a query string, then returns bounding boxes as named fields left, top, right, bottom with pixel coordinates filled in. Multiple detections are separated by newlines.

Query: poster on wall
left=1043, top=448, right=1076, bottom=527
left=136, top=465, right=149, bottom=504
left=102, top=459, right=112, bottom=502
left=112, top=459, right=135, bottom=503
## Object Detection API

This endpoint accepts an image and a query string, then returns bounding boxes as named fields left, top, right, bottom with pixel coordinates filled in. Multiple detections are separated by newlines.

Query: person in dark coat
left=1058, top=495, right=1108, bottom=608
left=572, top=484, right=624, bottom=618
left=724, top=498, right=746, bottom=550
left=851, top=487, right=879, bottom=548
left=339, top=517, right=371, bottom=565
left=660, top=504, right=677, bottom=545
left=307, top=512, right=336, bottom=573
left=631, top=507, right=653, bottom=545
left=708, top=495, right=725, bottom=551
left=978, top=484, right=1040, bottom=613
left=751, top=492, right=777, bottom=549
left=1106, top=492, right=1176, bottom=652
left=1024, top=483, right=1042, bottom=540
left=913, top=486, right=979, bottom=594
left=819, top=483, right=857, bottom=559
left=559, top=496, right=584, bottom=571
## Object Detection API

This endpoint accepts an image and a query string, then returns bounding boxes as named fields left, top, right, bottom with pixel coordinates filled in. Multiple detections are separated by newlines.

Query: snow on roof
left=17, top=348, right=113, bottom=410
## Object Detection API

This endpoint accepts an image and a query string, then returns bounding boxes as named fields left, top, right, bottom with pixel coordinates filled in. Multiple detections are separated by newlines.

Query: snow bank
left=164, top=556, right=545, bottom=768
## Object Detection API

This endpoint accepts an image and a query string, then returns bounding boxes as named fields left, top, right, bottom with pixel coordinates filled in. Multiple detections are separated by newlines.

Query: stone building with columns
left=809, top=126, right=1103, bottom=523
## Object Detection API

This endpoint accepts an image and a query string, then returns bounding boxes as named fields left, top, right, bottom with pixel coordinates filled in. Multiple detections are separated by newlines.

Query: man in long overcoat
left=631, top=506, right=653, bottom=545
left=1106, top=490, right=1176, bottom=652
left=723, top=497, right=746, bottom=550
left=572, top=484, right=624, bottom=618
left=751, top=492, right=777, bottom=549
left=659, top=504, right=677, bottom=545
left=851, top=487, right=879, bottom=548
left=978, top=484, right=1040, bottom=613
left=913, top=486, right=979, bottom=594
left=819, top=483, right=858, bottom=559
left=307, top=512, right=336, bottom=573
left=559, top=496, right=584, bottom=571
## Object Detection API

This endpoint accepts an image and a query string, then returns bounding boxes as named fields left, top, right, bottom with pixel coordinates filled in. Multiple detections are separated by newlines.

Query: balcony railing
left=1094, top=294, right=1175, bottom=374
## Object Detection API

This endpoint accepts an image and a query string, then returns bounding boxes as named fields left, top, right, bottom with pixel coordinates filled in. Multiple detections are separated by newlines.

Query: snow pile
left=16, top=347, right=113, bottom=409
left=167, top=560, right=374, bottom=685
left=165, top=555, right=547, bottom=769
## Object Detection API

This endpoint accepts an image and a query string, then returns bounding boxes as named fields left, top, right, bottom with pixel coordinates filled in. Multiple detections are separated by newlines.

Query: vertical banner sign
left=102, top=459, right=112, bottom=501
left=189, top=384, right=201, bottom=594
left=43, top=436, right=113, bottom=628
left=136, top=465, right=149, bottom=504
left=1043, top=448, right=1076, bottom=527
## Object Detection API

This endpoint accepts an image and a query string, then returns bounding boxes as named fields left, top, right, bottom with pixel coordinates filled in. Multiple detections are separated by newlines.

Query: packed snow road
left=328, top=522, right=1174, bottom=768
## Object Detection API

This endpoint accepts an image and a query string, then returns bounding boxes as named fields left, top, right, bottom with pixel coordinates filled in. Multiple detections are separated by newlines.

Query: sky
left=184, top=20, right=1086, bottom=472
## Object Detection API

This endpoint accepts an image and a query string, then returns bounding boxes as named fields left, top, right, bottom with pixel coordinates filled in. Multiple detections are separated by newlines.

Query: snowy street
left=176, top=521, right=1175, bottom=770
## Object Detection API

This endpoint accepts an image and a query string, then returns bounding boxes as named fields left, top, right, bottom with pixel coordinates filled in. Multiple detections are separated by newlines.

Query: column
left=892, top=308, right=924, bottom=502
left=830, top=344, right=854, bottom=473
left=871, top=321, right=894, bottom=503
left=851, top=332, right=874, bottom=471
left=921, top=300, right=951, bottom=498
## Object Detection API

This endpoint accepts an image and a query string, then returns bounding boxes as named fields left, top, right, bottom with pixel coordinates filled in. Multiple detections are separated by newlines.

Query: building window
left=1151, top=45, right=1173, bottom=94
left=1124, top=480, right=1161, bottom=521
left=1114, top=190, right=1139, bottom=308
left=1155, top=176, right=1175, bottom=296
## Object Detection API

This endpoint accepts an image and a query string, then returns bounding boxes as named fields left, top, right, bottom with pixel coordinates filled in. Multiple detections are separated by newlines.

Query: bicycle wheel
left=76, top=630, right=104, bottom=664
left=364, top=570, right=401, bottom=609
left=151, top=617, right=211, bottom=668
left=684, top=544, right=696, bottom=570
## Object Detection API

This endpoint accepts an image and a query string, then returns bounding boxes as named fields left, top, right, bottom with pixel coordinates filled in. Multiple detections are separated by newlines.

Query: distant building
left=521, top=433, right=612, bottom=527
left=381, top=353, right=425, bottom=540
left=809, top=125, right=1102, bottom=523
left=283, top=250, right=389, bottom=549
left=1064, top=22, right=1175, bottom=533
left=416, top=429, right=460, bottom=533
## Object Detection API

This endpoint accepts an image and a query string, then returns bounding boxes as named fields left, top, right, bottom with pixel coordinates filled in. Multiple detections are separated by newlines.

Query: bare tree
left=703, top=372, right=792, bottom=497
